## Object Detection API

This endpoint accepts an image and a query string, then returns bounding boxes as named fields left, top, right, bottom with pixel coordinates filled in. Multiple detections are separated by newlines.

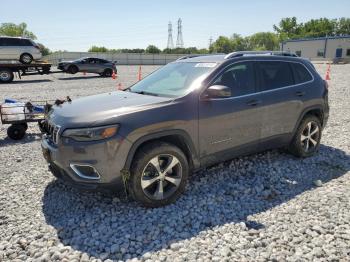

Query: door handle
left=296, top=91, right=305, bottom=97
left=246, top=100, right=261, bottom=106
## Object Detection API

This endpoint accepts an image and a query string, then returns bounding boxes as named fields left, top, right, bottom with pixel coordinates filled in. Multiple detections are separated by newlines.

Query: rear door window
left=291, top=63, right=313, bottom=84
left=257, top=61, right=294, bottom=91
left=213, top=61, right=256, bottom=97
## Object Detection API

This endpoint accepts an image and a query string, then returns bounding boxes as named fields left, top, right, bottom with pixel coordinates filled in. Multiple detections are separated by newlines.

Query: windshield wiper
left=132, top=90, right=159, bottom=96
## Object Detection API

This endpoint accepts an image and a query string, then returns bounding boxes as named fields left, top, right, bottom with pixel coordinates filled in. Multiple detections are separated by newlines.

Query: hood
left=48, top=91, right=171, bottom=127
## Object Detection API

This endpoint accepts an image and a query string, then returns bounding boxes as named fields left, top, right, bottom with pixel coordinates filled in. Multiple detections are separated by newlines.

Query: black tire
left=68, top=65, right=79, bottom=74
left=102, top=68, right=113, bottom=77
left=288, top=115, right=322, bottom=158
left=0, top=69, right=14, bottom=83
left=19, top=53, right=33, bottom=64
left=129, top=142, right=189, bottom=207
left=38, top=120, right=46, bottom=133
left=7, top=124, right=26, bottom=140
left=20, top=123, right=28, bottom=131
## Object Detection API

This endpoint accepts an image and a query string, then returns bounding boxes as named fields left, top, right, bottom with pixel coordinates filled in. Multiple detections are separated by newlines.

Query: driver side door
left=198, top=61, right=263, bottom=166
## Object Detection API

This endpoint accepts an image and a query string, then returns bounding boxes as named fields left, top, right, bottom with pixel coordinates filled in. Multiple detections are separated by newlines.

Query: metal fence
left=43, top=52, right=186, bottom=65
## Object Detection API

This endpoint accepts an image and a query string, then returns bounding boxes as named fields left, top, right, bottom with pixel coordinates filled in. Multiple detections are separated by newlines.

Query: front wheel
left=129, top=142, right=189, bottom=207
left=288, top=115, right=322, bottom=157
left=102, top=68, right=113, bottom=77
left=68, top=65, right=79, bottom=74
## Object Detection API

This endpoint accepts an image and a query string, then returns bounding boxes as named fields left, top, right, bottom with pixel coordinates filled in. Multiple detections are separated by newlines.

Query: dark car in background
left=58, top=57, right=117, bottom=77
left=42, top=51, right=329, bottom=207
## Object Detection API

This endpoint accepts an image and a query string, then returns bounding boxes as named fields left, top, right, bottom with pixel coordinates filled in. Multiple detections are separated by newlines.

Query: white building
left=281, top=36, right=350, bottom=62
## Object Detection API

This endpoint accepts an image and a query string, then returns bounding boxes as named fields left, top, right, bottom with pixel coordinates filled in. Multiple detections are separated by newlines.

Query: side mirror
left=202, top=85, right=231, bottom=99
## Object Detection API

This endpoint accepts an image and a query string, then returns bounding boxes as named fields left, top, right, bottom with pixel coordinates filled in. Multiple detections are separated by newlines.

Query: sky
left=1, top=0, right=350, bottom=51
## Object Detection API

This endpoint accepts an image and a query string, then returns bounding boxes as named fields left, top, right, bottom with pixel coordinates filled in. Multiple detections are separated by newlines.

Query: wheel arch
left=123, top=130, right=200, bottom=171
left=293, top=105, right=325, bottom=135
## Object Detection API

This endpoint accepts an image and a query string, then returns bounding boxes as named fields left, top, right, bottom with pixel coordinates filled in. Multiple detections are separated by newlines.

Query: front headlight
left=62, top=125, right=119, bottom=142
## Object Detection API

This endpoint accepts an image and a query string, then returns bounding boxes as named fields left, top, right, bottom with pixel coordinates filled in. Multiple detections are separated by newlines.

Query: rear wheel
left=0, top=69, right=14, bottom=83
left=129, top=142, right=189, bottom=207
left=288, top=115, right=322, bottom=157
left=102, top=68, right=113, bottom=77
left=7, top=124, right=26, bottom=140
left=68, top=65, right=79, bottom=74
left=20, top=53, right=33, bottom=64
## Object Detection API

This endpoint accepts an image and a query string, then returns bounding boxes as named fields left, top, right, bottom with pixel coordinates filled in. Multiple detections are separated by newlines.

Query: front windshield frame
left=128, top=61, right=218, bottom=98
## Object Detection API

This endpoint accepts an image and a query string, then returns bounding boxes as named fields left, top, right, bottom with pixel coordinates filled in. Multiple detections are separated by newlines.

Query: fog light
left=70, top=163, right=100, bottom=180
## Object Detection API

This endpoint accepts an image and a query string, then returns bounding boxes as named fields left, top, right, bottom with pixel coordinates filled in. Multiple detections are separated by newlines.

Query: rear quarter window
left=257, top=61, right=294, bottom=91
left=291, top=63, right=313, bottom=84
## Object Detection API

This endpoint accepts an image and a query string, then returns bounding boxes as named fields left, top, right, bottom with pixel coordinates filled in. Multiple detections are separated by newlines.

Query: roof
left=176, top=51, right=299, bottom=63
left=0, top=36, right=31, bottom=39
left=282, top=35, right=350, bottom=44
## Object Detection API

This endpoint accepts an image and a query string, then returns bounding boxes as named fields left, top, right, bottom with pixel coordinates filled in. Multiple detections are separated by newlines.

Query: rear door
left=198, top=61, right=263, bottom=164
left=5, top=38, right=22, bottom=59
left=255, top=60, right=313, bottom=147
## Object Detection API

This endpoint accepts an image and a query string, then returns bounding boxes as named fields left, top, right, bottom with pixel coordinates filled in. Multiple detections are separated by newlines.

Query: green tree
left=145, top=45, right=161, bottom=54
left=37, top=43, right=51, bottom=56
left=273, top=17, right=301, bottom=40
left=88, top=46, right=108, bottom=52
left=209, top=36, right=234, bottom=53
left=336, top=17, right=350, bottom=35
left=0, top=22, right=37, bottom=39
left=301, top=18, right=337, bottom=37
left=248, top=32, right=279, bottom=50
left=231, top=34, right=251, bottom=51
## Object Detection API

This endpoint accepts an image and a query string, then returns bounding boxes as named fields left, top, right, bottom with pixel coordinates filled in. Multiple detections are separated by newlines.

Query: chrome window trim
left=70, top=163, right=101, bottom=180
left=199, top=59, right=315, bottom=101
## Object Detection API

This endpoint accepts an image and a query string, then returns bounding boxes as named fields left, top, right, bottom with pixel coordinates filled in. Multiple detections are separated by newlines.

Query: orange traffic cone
left=138, top=65, right=142, bottom=81
left=325, top=64, right=331, bottom=80
left=112, top=70, right=116, bottom=79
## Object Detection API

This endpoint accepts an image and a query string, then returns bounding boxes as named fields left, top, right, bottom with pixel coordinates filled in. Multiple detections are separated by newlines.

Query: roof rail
left=224, top=51, right=297, bottom=59
left=176, top=55, right=204, bottom=61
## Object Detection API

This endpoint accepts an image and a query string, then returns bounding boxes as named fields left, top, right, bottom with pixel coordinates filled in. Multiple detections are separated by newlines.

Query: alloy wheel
left=141, top=154, right=182, bottom=200
left=22, top=55, right=31, bottom=63
left=300, top=121, right=320, bottom=152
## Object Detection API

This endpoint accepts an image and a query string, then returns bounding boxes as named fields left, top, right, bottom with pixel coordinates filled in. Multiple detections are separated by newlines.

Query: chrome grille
left=47, top=122, right=60, bottom=144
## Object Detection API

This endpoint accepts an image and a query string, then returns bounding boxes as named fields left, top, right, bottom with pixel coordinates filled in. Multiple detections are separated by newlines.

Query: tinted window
left=20, top=39, right=33, bottom=46
left=213, top=62, right=255, bottom=97
left=292, top=63, right=313, bottom=84
left=258, top=61, right=294, bottom=91
left=5, top=38, right=22, bottom=46
left=0, top=38, right=6, bottom=46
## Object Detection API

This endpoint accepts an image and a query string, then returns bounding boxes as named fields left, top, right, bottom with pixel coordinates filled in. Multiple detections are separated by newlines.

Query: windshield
left=129, top=62, right=217, bottom=97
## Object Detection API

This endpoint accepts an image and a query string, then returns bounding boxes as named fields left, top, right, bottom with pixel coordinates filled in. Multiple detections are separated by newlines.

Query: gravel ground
left=0, top=64, right=349, bottom=261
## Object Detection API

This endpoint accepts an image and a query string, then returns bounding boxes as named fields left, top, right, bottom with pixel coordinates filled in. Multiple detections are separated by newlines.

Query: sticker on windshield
left=195, top=63, right=217, bottom=68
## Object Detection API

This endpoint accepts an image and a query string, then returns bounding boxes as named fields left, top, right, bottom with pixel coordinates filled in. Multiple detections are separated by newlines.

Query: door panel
left=198, top=61, right=262, bottom=163
left=256, top=61, right=308, bottom=143
left=199, top=95, right=262, bottom=158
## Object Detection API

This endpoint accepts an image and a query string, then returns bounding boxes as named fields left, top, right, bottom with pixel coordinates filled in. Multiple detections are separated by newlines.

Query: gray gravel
left=0, top=64, right=350, bottom=261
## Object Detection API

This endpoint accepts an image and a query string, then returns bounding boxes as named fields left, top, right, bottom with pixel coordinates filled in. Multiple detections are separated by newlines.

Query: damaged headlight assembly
left=62, top=125, right=119, bottom=142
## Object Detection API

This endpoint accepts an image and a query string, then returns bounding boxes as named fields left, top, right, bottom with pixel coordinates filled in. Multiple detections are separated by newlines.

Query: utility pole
left=176, top=18, right=184, bottom=48
left=167, top=22, right=174, bottom=49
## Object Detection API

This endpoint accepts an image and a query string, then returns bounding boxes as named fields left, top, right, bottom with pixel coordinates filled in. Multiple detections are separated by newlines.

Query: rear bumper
left=32, top=53, right=42, bottom=60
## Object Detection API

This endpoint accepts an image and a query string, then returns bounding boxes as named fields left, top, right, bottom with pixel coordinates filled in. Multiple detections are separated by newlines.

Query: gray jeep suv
left=41, top=51, right=329, bottom=207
